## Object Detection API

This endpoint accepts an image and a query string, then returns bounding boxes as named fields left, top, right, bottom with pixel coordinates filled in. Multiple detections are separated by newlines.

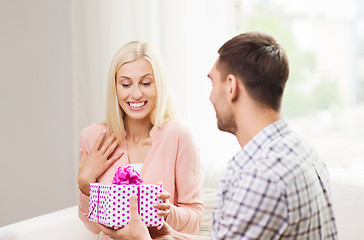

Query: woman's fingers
left=154, top=189, right=171, bottom=220
left=92, top=129, right=107, bottom=152
left=79, top=129, right=121, bottom=182
left=101, top=148, right=122, bottom=173
left=99, top=133, right=116, bottom=154
left=154, top=202, right=170, bottom=220
left=79, top=148, right=87, bottom=163
left=157, top=209, right=170, bottom=220
left=157, top=191, right=171, bottom=202
left=91, top=129, right=120, bottom=162
left=154, top=202, right=171, bottom=210
left=104, top=136, right=119, bottom=158
left=107, top=151, right=124, bottom=168
left=156, top=181, right=163, bottom=187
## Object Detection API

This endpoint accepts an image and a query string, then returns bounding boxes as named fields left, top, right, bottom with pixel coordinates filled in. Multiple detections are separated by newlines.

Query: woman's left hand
left=154, top=182, right=171, bottom=225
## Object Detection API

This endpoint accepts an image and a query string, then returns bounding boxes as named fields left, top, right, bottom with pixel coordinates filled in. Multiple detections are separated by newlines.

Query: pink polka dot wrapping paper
left=88, top=183, right=163, bottom=229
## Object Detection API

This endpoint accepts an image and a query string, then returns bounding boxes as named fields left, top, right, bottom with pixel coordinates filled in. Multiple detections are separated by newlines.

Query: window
left=235, top=0, right=364, bottom=171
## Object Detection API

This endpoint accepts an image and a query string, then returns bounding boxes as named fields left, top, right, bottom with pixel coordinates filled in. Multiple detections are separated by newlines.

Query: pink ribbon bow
left=112, top=166, right=143, bottom=185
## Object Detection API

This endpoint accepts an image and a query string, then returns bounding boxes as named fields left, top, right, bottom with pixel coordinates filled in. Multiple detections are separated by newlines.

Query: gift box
left=88, top=166, right=163, bottom=229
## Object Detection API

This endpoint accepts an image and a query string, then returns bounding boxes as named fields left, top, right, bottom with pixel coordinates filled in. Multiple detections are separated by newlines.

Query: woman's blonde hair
left=105, top=41, right=176, bottom=143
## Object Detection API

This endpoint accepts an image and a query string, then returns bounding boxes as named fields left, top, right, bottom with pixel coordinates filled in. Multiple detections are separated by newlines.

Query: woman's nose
left=131, top=85, right=143, bottom=99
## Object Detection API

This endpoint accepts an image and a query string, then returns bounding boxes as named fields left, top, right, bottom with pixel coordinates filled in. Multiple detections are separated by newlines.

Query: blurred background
left=0, top=0, right=363, bottom=227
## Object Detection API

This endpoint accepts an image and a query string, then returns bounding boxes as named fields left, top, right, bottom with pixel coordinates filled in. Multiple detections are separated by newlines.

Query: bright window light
left=235, top=0, right=364, bottom=171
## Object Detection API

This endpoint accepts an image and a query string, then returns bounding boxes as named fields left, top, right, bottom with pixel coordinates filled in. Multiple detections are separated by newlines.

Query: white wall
left=0, top=0, right=76, bottom=226
left=0, top=0, right=237, bottom=227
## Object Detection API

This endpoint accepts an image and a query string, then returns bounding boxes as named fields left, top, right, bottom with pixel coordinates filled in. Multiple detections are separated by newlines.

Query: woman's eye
left=141, top=82, right=151, bottom=86
left=121, top=83, right=131, bottom=87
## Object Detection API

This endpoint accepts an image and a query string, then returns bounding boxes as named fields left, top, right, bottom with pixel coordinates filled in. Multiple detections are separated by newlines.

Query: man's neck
left=235, top=107, right=281, bottom=149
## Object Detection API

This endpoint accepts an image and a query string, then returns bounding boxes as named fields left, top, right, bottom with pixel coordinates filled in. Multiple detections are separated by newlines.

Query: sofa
left=0, top=168, right=363, bottom=240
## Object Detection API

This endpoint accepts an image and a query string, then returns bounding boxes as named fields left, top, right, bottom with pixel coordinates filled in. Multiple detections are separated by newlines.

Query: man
left=100, top=32, right=338, bottom=239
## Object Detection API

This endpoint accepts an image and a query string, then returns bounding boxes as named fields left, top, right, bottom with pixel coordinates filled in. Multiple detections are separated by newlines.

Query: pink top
left=78, top=120, right=203, bottom=238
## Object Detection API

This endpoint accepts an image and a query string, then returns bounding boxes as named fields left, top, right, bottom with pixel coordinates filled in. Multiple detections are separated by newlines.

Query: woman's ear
left=226, top=74, right=239, bottom=102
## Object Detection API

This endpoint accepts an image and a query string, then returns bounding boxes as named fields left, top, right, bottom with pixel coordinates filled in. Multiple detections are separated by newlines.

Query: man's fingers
left=129, top=195, right=139, bottom=218
left=99, top=224, right=118, bottom=239
left=99, top=224, right=112, bottom=234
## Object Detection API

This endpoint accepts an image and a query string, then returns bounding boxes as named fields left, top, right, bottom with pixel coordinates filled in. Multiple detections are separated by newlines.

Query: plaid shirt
left=211, top=118, right=337, bottom=240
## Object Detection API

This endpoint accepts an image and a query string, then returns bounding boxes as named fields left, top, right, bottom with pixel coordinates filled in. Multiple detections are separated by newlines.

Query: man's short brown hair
left=217, top=32, right=289, bottom=111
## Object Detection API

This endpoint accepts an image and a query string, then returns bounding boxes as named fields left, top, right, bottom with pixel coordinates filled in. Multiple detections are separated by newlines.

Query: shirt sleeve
left=211, top=168, right=288, bottom=239
left=78, top=127, right=102, bottom=234
left=165, top=127, right=204, bottom=234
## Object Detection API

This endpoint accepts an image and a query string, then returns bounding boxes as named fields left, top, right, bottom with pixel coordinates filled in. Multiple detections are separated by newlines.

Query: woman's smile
left=127, top=101, right=148, bottom=110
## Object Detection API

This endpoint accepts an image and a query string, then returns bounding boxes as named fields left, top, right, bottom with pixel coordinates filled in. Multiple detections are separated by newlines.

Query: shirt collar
left=232, top=117, right=290, bottom=168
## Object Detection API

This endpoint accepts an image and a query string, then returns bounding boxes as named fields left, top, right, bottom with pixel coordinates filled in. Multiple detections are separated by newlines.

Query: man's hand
left=149, top=222, right=208, bottom=240
left=148, top=222, right=176, bottom=240
left=99, top=195, right=151, bottom=240
left=99, top=195, right=207, bottom=240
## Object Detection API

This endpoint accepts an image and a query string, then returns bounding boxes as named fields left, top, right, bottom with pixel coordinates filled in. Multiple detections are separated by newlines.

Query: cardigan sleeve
left=77, top=125, right=102, bottom=234
left=165, top=126, right=204, bottom=233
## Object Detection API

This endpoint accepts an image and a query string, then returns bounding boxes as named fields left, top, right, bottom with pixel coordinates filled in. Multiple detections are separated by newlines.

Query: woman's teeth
left=129, top=102, right=146, bottom=108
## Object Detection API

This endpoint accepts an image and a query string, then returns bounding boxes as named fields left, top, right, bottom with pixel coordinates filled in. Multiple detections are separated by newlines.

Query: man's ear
left=226, top=74, right=239, bottom=102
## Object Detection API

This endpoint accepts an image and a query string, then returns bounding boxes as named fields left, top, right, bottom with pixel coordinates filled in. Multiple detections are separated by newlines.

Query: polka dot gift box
left=88, top=166, right=163, bottom=229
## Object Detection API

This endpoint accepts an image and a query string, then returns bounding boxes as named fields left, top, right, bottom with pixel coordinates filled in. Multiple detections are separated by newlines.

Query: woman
left=77, top=41, right=203, bottom=239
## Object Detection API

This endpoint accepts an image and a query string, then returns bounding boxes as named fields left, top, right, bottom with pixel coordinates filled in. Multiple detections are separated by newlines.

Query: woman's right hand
left=78, top=129, right=124, bottom=196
